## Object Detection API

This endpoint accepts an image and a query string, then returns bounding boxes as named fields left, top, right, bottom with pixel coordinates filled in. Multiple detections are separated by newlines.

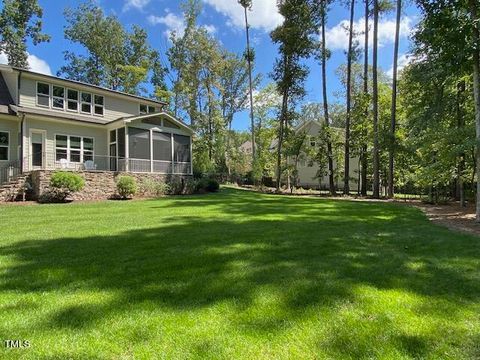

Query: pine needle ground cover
left=1, top=188, right=479, bottom=359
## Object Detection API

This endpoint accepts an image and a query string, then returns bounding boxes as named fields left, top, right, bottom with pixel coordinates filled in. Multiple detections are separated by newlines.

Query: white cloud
left=0, top=52, right=52, bottom=75
left=148, top=12, right=186, bottom=38
left=202, top=24, right=217, bottom=35
left=325, top=16, right=414, bottom=51
left=123, top=0, right=150, bottom=12
left=148, top=11, right=217, bottom=39
left=203, top=0, right=283, bottom=32
left=387, top=53, right=415, bottom=78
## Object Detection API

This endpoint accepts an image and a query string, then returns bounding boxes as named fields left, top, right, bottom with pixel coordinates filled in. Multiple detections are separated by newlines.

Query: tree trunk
left=388, top=0, right=401, bottom=199
left=361, top=0, right=369, bottom=196
left=276, top=56, right=289, bottom=191
left=321, top=3, right=336, bottom=196
left=470, top=0, right=480, bottom=221
left=344, top=0, right=355, bottom=195
left=372, top=0, right=380, bottom=198
left=243, top=6, right=256, bottom=177
left=457, top=80, right=466, bottom=207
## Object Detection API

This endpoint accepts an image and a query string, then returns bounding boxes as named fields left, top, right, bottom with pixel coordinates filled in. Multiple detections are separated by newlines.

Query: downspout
left=20, top=114, right=25, bottom=173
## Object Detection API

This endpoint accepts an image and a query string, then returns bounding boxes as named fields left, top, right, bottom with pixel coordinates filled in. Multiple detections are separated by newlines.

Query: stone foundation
left=31, top=170, right=193, bottom=201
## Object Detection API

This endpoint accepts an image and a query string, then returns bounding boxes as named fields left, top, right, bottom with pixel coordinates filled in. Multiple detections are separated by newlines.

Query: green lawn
left=1, top=188, right=479, bottom=359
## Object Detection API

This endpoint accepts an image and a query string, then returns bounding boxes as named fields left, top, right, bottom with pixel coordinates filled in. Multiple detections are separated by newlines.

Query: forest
left=1, top=0, right=480, bottom=217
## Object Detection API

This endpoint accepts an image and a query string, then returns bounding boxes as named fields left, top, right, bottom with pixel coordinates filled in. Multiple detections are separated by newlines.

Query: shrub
left=49, top=171, right=85, bottom=202
left=117, top=176, right=137, bottom=199
left=140, top=178, right=170, bottom=197
left=196, top=177, right=219, bottom=193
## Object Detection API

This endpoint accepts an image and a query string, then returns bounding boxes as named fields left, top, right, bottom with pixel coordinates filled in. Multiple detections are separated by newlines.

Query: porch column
left=21, top=116, right=27, bottom=172
left=189, top=135, right=193, bottom=175
left=125, top=126, right=129, bottom=172
left=150, top=129, right=153, bottom=173
left=171, top=133, right=174, bottom=174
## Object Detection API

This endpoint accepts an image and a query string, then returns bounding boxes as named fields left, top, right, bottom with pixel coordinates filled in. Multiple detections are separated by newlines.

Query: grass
left=1, top=187, right=479, bottom=359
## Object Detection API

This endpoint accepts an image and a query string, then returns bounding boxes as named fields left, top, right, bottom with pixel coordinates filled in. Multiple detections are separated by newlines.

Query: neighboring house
left=0, top=65, right=194, bottom=194
left=239, top=140, right=253, bottom=155
left=239, top=120, right=361, bottom=190
left=292, top=120, right=360, bottom=190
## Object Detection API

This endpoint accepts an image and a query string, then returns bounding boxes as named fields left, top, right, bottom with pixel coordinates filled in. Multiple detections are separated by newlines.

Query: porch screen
left=117, top=127, right=125, bottom=158
left=153, top=131, right=171, bottom=161
left=128, top=127, right=150, bottom=160
left=174, top=134, right=191, bottom=162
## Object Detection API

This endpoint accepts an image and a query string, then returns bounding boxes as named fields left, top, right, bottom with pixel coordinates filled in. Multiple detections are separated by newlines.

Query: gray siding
left=23, top=117, right=108, bottom=168
left=0, top=116, right=20, bottom=163
left=19, top=75, right=158, bottom=123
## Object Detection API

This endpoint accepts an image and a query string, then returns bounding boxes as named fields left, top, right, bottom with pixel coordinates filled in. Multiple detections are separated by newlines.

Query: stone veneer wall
left=31, top=170, right=192, bottom=201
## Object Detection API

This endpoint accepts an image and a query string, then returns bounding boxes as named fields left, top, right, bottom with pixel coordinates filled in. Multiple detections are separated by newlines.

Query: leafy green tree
left=0, top=0, right=50, bottom=68
left=271, top=0, right=318, bottom=191
left=312, top=0, right=336, bottom=195
left=59, top=1, right=154, bottom=95
left=344, top=0, right=357, bottom=194
left=238, top=0, right=257, bottom=175
left=412, top=0, right=480, bottom=215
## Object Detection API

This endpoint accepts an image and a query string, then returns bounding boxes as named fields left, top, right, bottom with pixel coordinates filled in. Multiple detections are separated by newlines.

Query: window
left=81, top=92, right=92, bottom=114
left=94, top=95, right=104, bottom=116
left=174, top=134, right=191, bottom=162
left=55, top=135, right=68, bottom=161
left=52, top=86, right=65, bottom=109
left=67, top=89, right=79, bottom=112
left=70, top=136, right=81, bottom=162
left=55, top=135, right=94, bottom=163
left=0, top=131, right=9, bottom=161
left=36, top=82, right=105, bottom=115
left=84, top=137, right=94, bottom=161
left=36, top=82, right=50, bottom=107
left=140, top=104, right=157, bottom=115
left=310, top=136, right=316, bottom=147
left=153, top=131, right=171, bottom=161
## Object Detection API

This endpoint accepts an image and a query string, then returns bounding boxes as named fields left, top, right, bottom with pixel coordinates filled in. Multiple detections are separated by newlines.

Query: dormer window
left=36, top=82, right=50, bottom=107
left=52, top=86, right=65, bottom=109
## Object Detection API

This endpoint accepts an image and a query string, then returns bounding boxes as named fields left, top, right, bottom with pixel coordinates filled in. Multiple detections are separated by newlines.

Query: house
left=0, top=65, right=193, bottom=200
left=292, top=120, right=361, bottom=191
left=239, top=120, right=361, bottom=190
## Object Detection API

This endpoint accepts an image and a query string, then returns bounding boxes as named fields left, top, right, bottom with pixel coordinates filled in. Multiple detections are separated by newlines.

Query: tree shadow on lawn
left=1, top=189, right=480, bottom=357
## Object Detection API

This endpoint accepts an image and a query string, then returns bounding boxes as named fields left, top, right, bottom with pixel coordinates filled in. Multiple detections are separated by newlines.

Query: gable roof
left=0, top=64, right=166, bottom=107
left=114, top=112, right=194, bottom=134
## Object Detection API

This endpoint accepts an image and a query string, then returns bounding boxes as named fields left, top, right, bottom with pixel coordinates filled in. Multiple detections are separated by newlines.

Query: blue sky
left=2, top=0, right=419, bottom=130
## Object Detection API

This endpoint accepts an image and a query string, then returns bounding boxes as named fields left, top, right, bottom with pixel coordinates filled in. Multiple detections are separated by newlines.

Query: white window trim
left=80, top=92, right=93, bottom=115
left=94, top=95, right=105, bottom=117
left=66, top=88, right=79, bottom=113
left=36, top=81, right=51, bottom=108
left=52, top=85, right=65, bottom=110
left=0, top=130, right=10, bottom=162
left=55, top=134, right=95, bottom=164
left=139, top=103, right=156, bottom=115
left=35, top=82, right=105, bottom=117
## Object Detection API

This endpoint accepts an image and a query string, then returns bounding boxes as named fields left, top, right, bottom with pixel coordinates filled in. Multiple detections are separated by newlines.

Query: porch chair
left=84, top=160, right=97, bottom=171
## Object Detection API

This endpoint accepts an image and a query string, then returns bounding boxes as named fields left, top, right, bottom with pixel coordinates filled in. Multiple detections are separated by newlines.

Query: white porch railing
left=25, top=153, right=192, bottom=175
